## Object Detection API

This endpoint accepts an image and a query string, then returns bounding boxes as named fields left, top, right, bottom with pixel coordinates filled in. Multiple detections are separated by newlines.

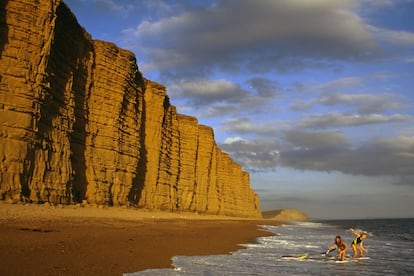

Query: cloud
left=291, top=92, right=406, bottom=114
left=393, top=176, right=414, bottom=186
left=369, top=26, right=414, bottom=46
left=221, top=117, right=278, bottom=137
left=247, top=77, right=280, bottom=98
left=297, top=113, right=412, bottom=128
left=201, top=105, right=239, bottom=118
left=115, top=0, right=414, bottom=181
left=220, top=137, right=281, bottom=171
left=168, top=79, right=249, bottom=106
left=122, top=0, right=378, bottom=78
left=403, top=57, right=414, bottom=63
left=89, top=0, right=134, bottom=15
left=223, top=136, right=245, bottom=144
left=283, top=130, right=348, bottom=149
left=281, top=135, right=414, bottom=177
left=359, top=0, right=396, bottom=7
left=316, top=77, right=364, bottom=92
left=220, top=130, right=414, bottom=178
left=168, top=78, right=280, bottom=118
left=319, top=94, right=400, bottom=110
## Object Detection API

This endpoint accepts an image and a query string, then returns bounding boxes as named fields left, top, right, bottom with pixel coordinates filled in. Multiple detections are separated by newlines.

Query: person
left=326, top=236, right=349, bottom=261
left=349, top=228, right=368, bottom=258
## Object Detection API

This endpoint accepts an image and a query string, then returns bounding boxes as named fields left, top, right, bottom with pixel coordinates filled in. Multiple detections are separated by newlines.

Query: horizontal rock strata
left=0, top=0, right=261, bottom=217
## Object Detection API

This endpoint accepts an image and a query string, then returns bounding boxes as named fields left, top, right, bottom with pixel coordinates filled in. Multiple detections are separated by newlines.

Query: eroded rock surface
left=0, top=0, right=261, bottom=217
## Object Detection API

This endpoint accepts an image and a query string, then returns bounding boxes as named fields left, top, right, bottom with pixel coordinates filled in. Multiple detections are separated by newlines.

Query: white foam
left=125, top=220, right=414, bottom=275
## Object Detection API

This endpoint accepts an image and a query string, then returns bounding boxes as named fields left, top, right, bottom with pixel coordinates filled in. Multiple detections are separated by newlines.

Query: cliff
left=262, top=209, right=308, bottom=221
left=0, top=0, right=261, bottom=217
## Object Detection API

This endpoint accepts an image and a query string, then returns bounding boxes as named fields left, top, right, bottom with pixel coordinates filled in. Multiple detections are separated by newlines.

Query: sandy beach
left=0, top=202, right=279, bottom=275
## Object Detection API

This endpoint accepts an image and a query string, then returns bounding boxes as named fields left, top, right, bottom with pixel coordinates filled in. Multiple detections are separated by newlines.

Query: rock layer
left=0, top=0, right=261, bottom=217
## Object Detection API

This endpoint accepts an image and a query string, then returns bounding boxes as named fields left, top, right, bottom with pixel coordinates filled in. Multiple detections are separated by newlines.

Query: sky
left=64, top=0, right=414, bottom=219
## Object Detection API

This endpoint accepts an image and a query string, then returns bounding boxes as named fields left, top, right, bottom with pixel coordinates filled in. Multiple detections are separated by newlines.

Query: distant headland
left=262, top=209, right=308, bottom=221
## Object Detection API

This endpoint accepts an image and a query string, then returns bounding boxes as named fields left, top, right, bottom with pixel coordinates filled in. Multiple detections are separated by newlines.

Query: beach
left=0, top=202, right=277, bottom=275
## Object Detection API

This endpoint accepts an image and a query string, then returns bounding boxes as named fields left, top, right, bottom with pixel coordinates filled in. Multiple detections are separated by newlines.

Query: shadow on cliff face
left=127, top=76, right=147, bottom=206
left=0, top=1, right=8, bottom=73
left=30, top=2, right=92, bottom=203
left=56, top=3, right=91, bottom=203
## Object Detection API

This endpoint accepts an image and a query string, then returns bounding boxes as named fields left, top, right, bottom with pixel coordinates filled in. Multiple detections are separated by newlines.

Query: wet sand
left=0, top=202, right=279, bottom=275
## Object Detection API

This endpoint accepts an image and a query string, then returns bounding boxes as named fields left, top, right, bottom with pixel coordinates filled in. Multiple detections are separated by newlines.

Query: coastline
left=0, top=202, right=280, bottom=275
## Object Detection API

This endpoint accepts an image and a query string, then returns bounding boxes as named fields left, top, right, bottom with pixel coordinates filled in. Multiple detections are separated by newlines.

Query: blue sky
left=65, top=0, right=414, bottom=219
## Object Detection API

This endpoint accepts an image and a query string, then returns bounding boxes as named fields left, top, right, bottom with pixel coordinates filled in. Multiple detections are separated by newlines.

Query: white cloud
left=168, top=79, right=249, bottom=105
left=224, top=136, right=246, bottom=144
left=221, top=117, right=278, bottom=137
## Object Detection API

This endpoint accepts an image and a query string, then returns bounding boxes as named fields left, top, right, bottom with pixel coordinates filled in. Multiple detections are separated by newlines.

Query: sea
left=125, top=218, right=414, bottom=275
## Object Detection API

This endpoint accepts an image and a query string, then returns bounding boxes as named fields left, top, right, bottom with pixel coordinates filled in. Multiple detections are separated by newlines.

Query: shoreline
left=0, top=202, right=281, bottom=275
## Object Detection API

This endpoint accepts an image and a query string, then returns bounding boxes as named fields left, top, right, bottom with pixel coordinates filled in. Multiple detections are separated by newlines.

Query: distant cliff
left=262, top=209, right=308, bottom=221
left=0, top=0, right=261, bottom=217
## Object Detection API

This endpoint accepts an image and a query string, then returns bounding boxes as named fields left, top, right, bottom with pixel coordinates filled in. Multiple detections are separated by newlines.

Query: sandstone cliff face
left=0, top=0, right=261, bottom=217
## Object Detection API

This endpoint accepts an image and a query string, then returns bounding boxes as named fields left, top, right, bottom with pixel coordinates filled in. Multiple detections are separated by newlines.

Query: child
left=349, top=228, right=368, bottom=257
left=326, top=236, right=349, bottom=261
